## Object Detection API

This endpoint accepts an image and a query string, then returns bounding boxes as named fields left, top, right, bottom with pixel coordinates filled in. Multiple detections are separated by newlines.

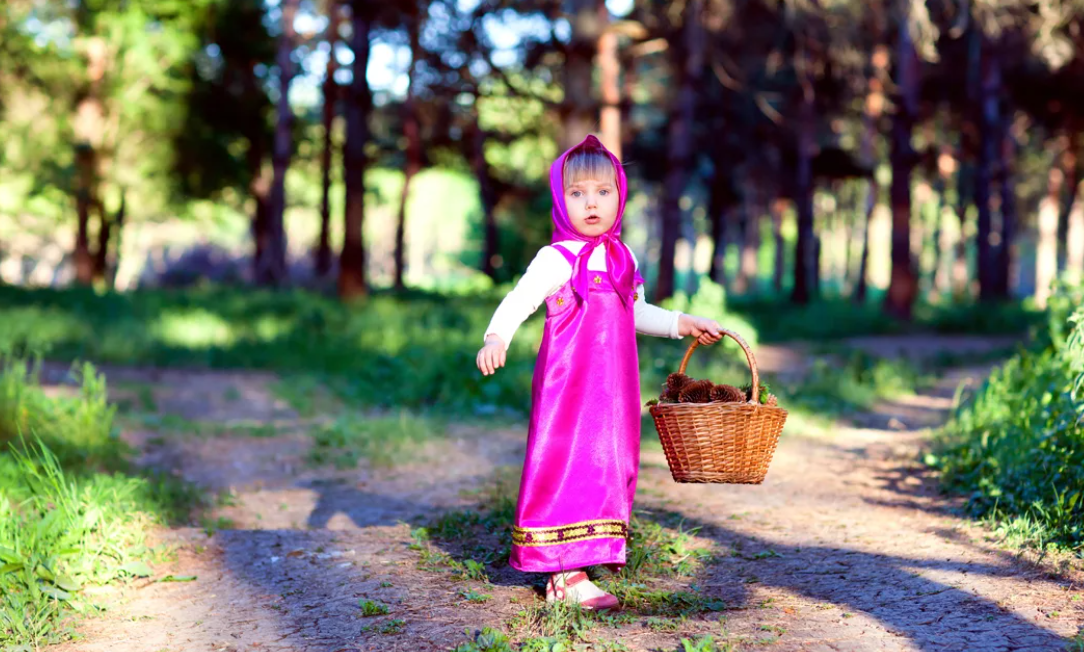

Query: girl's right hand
left=477, top=336, right=507, bottom=376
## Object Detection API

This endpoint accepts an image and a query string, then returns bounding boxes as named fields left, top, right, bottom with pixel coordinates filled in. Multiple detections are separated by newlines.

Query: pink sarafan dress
left=510, top=135, right=645, bottom=573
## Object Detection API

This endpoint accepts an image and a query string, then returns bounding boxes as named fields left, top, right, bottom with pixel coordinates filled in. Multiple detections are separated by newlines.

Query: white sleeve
left=483, top=247, right=570, bottom=350
left=634, top=283, right=683, bottom=338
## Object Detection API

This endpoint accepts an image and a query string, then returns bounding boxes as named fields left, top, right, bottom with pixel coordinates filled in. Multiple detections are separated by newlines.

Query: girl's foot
left=545, top=571, right=619, bottom=611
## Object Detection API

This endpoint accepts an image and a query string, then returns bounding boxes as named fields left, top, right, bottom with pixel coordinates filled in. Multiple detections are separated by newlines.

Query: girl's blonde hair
left=562, top=144, right=618, bottom=189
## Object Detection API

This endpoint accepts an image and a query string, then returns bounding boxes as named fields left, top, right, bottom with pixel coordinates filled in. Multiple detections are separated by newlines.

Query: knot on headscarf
left=549, top=134, right=644, bottom=307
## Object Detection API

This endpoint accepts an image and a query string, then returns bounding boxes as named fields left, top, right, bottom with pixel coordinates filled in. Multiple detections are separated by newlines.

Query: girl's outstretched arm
left=477, top=247, right=567, bottom=376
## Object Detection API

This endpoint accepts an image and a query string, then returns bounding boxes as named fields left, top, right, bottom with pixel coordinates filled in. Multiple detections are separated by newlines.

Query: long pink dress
left=509, top=136, right=644, bottom=573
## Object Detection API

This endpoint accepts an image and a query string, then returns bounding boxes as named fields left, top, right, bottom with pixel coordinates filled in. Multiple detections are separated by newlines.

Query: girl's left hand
left=679, top=314, right=724, bottom=345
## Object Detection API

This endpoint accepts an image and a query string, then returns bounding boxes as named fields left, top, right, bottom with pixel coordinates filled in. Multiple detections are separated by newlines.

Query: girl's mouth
left=584, top=215, right=601, bottom=225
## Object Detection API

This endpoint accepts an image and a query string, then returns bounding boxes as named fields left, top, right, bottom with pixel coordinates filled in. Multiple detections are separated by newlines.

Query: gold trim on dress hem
left=512, top=519, right=628, bottom=547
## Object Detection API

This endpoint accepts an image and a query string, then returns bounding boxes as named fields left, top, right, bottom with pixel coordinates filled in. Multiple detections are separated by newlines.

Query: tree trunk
left=1035, top=154, right=1063, bottom=308
left=736, top=189, right=760, bottom=294
left=73, top=37, right=108, bottom=287
left=854, top=45, right=887, bottom=304
left=597, top=2, right=620, bottom=158
left=92, top=202, right=110, bottom=282
left=563, top=0, right=602, bottom=150
left=707, top=161, right=732, bottom=287
left=395, top=8, right=423, bottom=290
left=975, top=41, right=1000, bottom=301
left=884, top=7, right=919, bottom=320
left=791, top=43, right=816, bottom=304
left=316, top=0, right=341, bottom=278
left=772, top=198, right=786, bottom=294
left=339, top=1, right=371, bottom=299
left=952, top=162, right=974, bottom=299
left=931, top=145, right=955, bottom=298
left=473, top=118, right=500, bottom=280
left=260, top=0, right=298, bottom=287
left=654, top=0, right=704, bottom=302
left=1057, top=132, right=1078, bottom=273
left=994, top=117, right=1017, bottom=298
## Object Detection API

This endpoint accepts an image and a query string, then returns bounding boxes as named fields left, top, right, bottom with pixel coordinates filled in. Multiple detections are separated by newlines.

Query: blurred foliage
left=929, top=280, right=1084, bottom=551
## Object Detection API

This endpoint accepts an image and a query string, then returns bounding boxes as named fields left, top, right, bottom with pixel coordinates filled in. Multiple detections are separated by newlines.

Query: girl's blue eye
left=600, top=190, right=608, bottom=195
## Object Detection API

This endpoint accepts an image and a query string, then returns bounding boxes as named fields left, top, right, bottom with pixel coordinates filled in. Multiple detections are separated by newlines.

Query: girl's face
left=564, top=175, right=619, bottom=237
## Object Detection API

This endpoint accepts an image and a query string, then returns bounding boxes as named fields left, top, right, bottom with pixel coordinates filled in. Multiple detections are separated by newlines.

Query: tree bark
left=260, top=0, right=298, bottom=287
left=994, top=117, right=1017, bottom=298
left=73, top=37, right=108, bottom=287
left=395, top=7, right=423, bottom=290
left=1057, top=132, right=1078, bottom=273
left=655, top=0, right=704, bottom=302
left=884, top=10, right=919, bottom=320
left=854, top=45, right=887, bottom=304
left=339, top=1, right=371, bottom=299
left=597, top=2, right=621, bottom=158
left=473, top=118, right=500, bottom=280
left=975, top=41, right=1000, bottom=301
left=771, top=198, right=786, bottom=294
left=563, top=0, right=601, bottom=150
left=317, top=0, right=342, bottom=278
left=707, top=163, right=732, bottom=287
left=791, top=42, right=817, bottom=304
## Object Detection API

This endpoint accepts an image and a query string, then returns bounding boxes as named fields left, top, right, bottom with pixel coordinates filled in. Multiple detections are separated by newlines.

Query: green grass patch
left=307, top=411, right=444, bottom=468
left=927, top=282, right=1084, bottom=551
left=0, top=356, right=207, bottom=647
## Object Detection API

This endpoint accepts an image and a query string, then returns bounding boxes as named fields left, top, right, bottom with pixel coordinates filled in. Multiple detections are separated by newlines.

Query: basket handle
left=676, top=329, right=761, bottom=405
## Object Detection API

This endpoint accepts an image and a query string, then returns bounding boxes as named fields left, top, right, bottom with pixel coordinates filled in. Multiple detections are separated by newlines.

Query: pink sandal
left=545, top=571, right=620, bottom=611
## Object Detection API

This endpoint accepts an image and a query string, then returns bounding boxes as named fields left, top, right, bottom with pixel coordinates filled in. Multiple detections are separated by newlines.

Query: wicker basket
left=648, top=329, right=788, bottom=484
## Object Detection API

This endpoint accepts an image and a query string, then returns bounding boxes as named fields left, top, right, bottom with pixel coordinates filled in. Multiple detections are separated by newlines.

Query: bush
left=928, top=282, right=1084, bottom=550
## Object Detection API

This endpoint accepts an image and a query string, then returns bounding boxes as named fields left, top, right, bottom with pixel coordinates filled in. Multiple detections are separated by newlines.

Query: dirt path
left=52, top=339, right=1083, bottom=652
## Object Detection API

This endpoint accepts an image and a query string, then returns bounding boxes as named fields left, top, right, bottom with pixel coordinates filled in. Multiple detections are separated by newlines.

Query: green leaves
left=930, top=283, right=1084, bottom=551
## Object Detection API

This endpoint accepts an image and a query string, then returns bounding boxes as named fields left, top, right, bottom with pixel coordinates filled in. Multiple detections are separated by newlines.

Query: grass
left=0, top=283, right=1036, bottom=423
left=0, top=355, right=207, bottom=647
left=307, top=411, right=445, bottom=469
left=928, top=282, right=1084, bottom=552
left=420, top=469, right=724, bottom=650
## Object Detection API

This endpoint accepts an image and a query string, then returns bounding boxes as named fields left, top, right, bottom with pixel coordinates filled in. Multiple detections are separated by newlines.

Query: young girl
left=476, top=134, right=723, bottom=610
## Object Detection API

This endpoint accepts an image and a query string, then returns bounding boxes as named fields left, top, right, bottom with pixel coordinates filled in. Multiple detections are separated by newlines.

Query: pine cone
left=678, top=379, right=714, bottom=403
left=666, top=373, right=691, bottom=394
left=765, top=393, right=778, bottom=407
left=710, top=384, right=745, bottom=403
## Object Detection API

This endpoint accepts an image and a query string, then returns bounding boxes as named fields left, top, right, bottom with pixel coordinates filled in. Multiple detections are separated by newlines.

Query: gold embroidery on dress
left=512, top=519, right=628, bottom=547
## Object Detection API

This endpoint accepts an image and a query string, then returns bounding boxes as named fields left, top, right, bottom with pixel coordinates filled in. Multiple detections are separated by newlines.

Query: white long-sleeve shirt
left=483, top=240, right=683, bottom=350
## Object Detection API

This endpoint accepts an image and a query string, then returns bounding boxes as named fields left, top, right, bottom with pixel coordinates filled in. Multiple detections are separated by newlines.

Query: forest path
left=51, top=334, right=1084, bottom=652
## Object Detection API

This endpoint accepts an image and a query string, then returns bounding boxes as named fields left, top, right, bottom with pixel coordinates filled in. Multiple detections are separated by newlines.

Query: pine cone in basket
left=677, top=379, right=714, bottom=403
left=665, top=373, right=691, bottom=394
left=710, top=383, right=745, bottom=403
left=765, top=393, right=778, bottom=407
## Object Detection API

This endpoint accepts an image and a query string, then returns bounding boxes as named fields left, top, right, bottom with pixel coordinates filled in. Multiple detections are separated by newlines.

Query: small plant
left=457, top=587, right=492, bottom=603
left=358, top=599, right=390, bottom=616
left=678, top=635, right=734, bottom=652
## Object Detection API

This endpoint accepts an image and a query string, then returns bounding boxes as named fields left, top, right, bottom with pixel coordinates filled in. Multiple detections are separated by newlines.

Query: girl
left=476, top=134, right=723, bottom=610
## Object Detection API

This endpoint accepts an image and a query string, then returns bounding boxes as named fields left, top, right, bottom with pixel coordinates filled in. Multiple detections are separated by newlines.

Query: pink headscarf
left=549, top=134, right=644, bottom=307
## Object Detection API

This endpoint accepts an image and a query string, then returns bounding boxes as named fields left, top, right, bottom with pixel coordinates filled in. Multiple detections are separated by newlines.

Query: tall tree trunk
left=73, top=37, right=108, bottom=286
left=92, top=202, right=111, bottom=282
left=1035, top=153, right=1063, bottom=308
left=707, top=158, right=733, bottom=287
left=655, top=0, right=704, bottom=302
left=772, top=198, right=786, bottom=294
left=736, top=187, right=760, bottom=294
left=952, top=161, right=974, bottom=299
left=316, top=0, right=342, bottom=278
left=474, top=118, right=500, bottom=280
left=791, top=42, right=817, bottom=304
left=93, top=192, right=125, bottom=289
left=931, top=145, right=955, bottom=298
left=884, top=7, right=919, bottom=320
left=339, top=1, right=371, bottom=299
left=563, top=0, right=601, bottom=150
left=261, top=0, right=298, bottom=287
left=975, top=41, right=1000, bottom=301
left=395, top=7, right=423, bottom=290
left=1057, top=131, right=1079, bottom=273
left=994, top=116, right=1017, bottom=298
left=597, top=4, right=620, bottom=157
